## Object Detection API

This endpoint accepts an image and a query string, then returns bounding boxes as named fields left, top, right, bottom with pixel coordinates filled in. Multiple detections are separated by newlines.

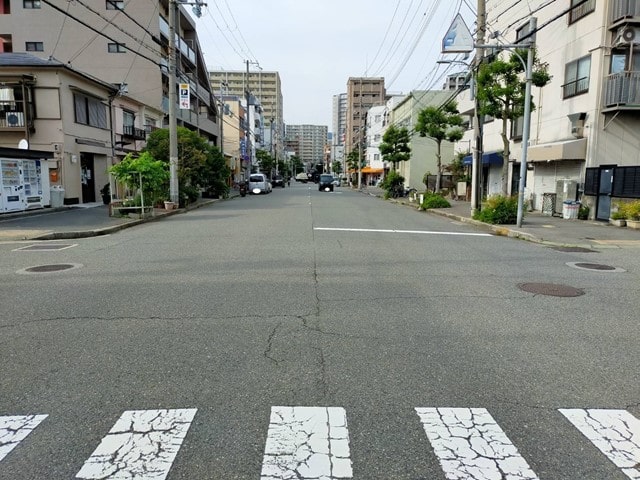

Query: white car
left=248, top=173, right=271, bottom=194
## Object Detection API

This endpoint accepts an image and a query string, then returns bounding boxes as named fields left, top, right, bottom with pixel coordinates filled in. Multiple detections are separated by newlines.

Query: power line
left=105, top=0, right=162, bottom=45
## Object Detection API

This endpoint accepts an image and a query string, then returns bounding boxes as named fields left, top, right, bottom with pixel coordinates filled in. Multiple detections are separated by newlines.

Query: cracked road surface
left=261, top=406, right=352, bottom=479
left=75, top=409, right=197, bottom=480
left=0, top=415, right=48, bottom=463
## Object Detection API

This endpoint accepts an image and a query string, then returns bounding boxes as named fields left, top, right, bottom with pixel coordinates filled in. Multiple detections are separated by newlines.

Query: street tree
left=332, top=161, right=343, bottom=176
left=256, top=149, right=275, bottom=175
left=144, top=127, right=230, bottom=204
left=414, top=102, right=464, bottom=193
left=476, top=48, right=551, bottom=194
left=378, top=124, right=411, bottom=172
left=290, top=156, right=303, bottom=174
left=346, top=149, right=365, bottom=171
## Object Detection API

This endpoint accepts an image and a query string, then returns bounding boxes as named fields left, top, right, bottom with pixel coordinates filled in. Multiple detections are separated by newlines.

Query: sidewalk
left=2, top=189, right=640, bottom=249
left=360, top=186, right=640, bottom=250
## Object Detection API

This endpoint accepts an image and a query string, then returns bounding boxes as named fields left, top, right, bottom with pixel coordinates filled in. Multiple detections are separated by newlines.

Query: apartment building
left=345, top=77, right=386, bottom=156
left=331, top=93, right=347, bottom=167
left=209, top=70, right=284, bottom=161
left=457, top=0, right=640, bottom=220
left=0, top=0, right=219, bottom=206
left=284, top=124, right=328, bottom=167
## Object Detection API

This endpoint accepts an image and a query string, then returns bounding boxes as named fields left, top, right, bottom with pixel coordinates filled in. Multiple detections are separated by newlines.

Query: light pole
left=476, top=17, right=536, bottom=228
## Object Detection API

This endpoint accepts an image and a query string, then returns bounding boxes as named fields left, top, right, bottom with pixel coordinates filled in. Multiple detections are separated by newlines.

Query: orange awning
left=360, top=167, right=384, bottom=174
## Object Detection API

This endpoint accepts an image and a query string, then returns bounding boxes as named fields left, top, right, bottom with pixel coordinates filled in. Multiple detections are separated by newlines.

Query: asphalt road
left=1, top=181, right=639, bottom=479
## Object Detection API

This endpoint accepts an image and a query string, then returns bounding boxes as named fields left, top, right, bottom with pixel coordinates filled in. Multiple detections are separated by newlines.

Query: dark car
left=271, top=175, right=285, bottom=188
left=318, top=174, right=334, bottom=192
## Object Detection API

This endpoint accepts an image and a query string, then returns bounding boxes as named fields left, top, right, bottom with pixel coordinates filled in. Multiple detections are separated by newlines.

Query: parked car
left=332, top=176, right=340, bottom=187
left=248, top=173, right=271, bottom=194
left=318, top=174, right=334, bottom=192
left=295, top=172, right=309, bottom=183
left=271, top=174, right=285, bottom=188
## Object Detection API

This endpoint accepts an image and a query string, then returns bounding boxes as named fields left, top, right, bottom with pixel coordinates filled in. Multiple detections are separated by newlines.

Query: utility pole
left=471, top=0, right=486, bottom=214
left=357, top=78, right=363, bottom=190
left=245, top=60, right=253, bottom=173
left=168, top=0, right=179, bottom=204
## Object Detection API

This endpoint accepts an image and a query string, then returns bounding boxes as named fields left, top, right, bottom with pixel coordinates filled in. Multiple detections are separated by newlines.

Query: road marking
left=560, top=409, right=640, bottom=479
left=75, top=408, right=197, bottom=480
left=13, top=243, right=77, bottom=251
left=0, top=414, right=48, bottom=462
left=261, top=406, right=352, bottom=479
left=315, top=227, right=491, bottom=237
left=416, top=407, right=539, bottom=480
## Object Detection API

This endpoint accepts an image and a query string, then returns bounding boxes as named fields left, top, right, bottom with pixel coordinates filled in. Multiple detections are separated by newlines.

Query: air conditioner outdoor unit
left=614, top=26, right=640, bottom=46
left=5, top=112, right=24, bottom=127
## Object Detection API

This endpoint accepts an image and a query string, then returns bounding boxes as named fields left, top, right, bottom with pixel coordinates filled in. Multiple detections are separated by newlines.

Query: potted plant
left=624, top=200, right=640, bottom=229
left=609, top=202, right=627, bottom=227
left=100, top=183, right=110, bottom=205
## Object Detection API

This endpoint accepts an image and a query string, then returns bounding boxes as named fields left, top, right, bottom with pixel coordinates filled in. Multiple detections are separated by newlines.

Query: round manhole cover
left=518, top=282, right=585, bottom=297
left=17, top=263, right=83, bottom=274
left=566, top=262, right=626, bottom=273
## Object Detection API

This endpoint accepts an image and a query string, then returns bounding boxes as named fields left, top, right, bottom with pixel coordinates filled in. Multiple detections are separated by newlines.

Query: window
left=613, top=166, right=640, bottom=198
left=25, top=41, right=43, bottom=51
left=0, top=34, right=12, bottom=51
left=374, top=134, right=381, bottom=142
left=74, top=93, right=108, bottom=129
left=563, top=55, right=591, bottom=98
left=106, top=0, right=123, bottom=9
left=511, top=116, right=524, bottom=140
left=23, top=0, right=41, bottom=8
left=569, top=0, right=595, bottom=24
left=108, top=43, right=126, bottom=53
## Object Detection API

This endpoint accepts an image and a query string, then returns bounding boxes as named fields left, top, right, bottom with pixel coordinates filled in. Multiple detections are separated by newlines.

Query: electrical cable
left=365, top=0, right=403, bottom=76
left=105, top=0, right=162, bottom=45
left=50, top=0, right=70, bottom=59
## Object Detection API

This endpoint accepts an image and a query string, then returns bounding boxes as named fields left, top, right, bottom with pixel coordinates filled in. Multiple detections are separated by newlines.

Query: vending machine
left=22, top=159, right=45, bottom=209
left=0, top=159, right=25, bottom=212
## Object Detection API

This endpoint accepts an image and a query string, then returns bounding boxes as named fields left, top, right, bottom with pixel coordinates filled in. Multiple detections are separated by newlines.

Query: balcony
left=603, top=71, right=640, bottom=110
left=122, top=124, right=147, bottom=140
left=568, top=0, right=595, bottom=24
left=610, top=0, right=640, bottom=25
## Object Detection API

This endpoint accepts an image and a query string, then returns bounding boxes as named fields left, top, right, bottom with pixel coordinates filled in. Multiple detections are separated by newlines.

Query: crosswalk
left=1, top=406, right=639, bottom=479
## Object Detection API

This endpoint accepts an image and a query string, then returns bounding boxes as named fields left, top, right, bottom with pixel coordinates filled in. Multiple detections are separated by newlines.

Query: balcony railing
left=122, top=124, right=147, bottom=140
left=562, top=77, right=590, bottom=99
left=610, top=0, right=640, bottom=24
left=569, top=0, right=596, bottom=24
left=0, top=101, right=27, bottom=129
left=604, top=71, right=640, bottom=108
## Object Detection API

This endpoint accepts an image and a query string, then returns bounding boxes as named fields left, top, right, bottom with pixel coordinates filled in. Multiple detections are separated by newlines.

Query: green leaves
left=379, top=124, right=411, bottom=170
left=414, top=102, right=463, bottom=143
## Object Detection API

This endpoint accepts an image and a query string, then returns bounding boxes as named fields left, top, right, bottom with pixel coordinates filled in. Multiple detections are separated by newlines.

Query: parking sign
left=179, top=83, right=190, bottom=109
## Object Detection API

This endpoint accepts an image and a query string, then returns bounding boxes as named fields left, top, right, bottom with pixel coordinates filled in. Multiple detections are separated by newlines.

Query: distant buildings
left=285, top=124, right=328, bottom=168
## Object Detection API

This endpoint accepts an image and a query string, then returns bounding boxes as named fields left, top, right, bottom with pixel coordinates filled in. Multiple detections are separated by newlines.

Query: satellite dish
left=18, top=139, right=29, bottom=150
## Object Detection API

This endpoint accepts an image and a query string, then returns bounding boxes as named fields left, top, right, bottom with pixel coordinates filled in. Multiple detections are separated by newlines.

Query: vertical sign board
left=179, top=83, right=190, bottom=110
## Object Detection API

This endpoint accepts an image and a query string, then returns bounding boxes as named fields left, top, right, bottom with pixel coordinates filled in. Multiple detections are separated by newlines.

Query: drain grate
left=548, top=246, right=597, bottom=253
left=518, top=282, right=585, bottom=297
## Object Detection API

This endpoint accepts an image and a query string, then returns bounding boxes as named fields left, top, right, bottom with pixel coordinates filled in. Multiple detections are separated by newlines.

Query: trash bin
left=50, top=185, right=65, bottom=208
left=542, top=193, right=556, bottom=216
left=562, top=200, right=580, bottom=219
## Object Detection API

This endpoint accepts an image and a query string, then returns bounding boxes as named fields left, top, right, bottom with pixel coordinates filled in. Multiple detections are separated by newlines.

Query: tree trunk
left=435, top=140, right=442, bottom=194
left=500, top=117, right=510, bottom=196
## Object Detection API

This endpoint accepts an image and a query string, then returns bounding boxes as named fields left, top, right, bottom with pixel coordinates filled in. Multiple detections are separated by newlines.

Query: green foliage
left=256, top=149, right=275, bottom=173
left=331, top=161, right=343, bottom=175
left=380, top=170, right=404, bottom=198
left=346, top=150, right=365, bottom=171
left=109, top=151, right=169, bottom=206
left=578, top=204, right=590, bottom=220
left=144, top=127, right=230, bottom=205
left=378, top=124, right=411, bottom=170
left=617, top=199, right=640, bottom=220
left=415, top=102, right=464, bottom=143
left=473, top=195, right=519, bottom=224
left=420, top=192, right=451, bottom=210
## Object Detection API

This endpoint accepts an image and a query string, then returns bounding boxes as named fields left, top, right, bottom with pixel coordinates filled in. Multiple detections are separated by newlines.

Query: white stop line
left=314, top=227, right=491, bottom=237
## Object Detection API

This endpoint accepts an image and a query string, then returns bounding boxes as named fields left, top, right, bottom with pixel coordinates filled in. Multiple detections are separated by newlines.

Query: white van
left=248, top=173, right=271, bottom=194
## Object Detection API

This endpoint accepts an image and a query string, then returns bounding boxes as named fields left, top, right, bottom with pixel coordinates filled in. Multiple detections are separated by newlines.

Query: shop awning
left=462, top=151, right=503, bottom=166
left=361, top=167, right=384, bottom=174
left=528, top=138, right=587, bottom=162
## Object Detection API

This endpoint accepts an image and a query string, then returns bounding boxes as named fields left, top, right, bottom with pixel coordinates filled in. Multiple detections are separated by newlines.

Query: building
left=209, top=69, right=284, bottom=162
left=331, top=93, right=348, bottom=169
left=284, top=124, right=328, bottom=168
left=456, top=0, right=640, bottom=219
left=345, top=77, right=386, bottom=157
left=220, top=95, right=247, bottom=183
left=0, top=0, right=219, bottom=206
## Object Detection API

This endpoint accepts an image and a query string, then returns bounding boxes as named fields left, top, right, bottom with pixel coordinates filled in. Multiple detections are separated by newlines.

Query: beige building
left=220, top=95, right=248, bottom=182
left=345, top=77, right=386, bottom=156
left=0, top=0, right=219, bottom=206
left=284, top=124, right=328, bottom=168
left=456, top=0, right=640, bottom=219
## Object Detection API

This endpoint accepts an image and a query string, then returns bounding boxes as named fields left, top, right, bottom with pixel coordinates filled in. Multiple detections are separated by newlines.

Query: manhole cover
left=549, top=246, right=596, bottom=253
left=566, top=262, right=626, bottom=273
left=17, top=263, right=83, bottom=274
left=14, top=243, right=76, bottom=251
left=518, top=282, right=585, bottom=297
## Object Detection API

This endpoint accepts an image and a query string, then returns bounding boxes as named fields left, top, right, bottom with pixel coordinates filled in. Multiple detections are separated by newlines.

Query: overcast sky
left=192, top=1, right=476, bottom=130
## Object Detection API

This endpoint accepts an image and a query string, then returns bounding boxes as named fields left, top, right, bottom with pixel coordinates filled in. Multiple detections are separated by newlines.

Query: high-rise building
left=285, top=124, right=328, bottom=167
left=345, top=78, right=386, bottom=156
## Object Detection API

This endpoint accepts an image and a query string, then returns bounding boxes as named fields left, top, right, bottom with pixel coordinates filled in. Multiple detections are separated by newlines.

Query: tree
left=477, top=48, right=551, bottom=195
left=346, top=150, right=365, bottom=171
left=332, top=161, right=343, bottom=176
left=109, top=151, right=168, bottom=206
left=144, top=127, right=230, bottom=204
left=414, top=101, right=464, bottom=193
left=378, top=125, right=411, bottom=171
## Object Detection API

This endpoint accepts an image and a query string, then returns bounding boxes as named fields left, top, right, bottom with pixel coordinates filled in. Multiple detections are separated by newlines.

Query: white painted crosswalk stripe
left=560, top=408, right=640, bottom=480
left=75, top=408, right=197, bottom=480
left=0, top=414, right=48, bottom=463
left=261, top=406, right=352, bottom=479
left=415, top=407, right=539, bottom=480
left=315, top=227, right=492, bottom=237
